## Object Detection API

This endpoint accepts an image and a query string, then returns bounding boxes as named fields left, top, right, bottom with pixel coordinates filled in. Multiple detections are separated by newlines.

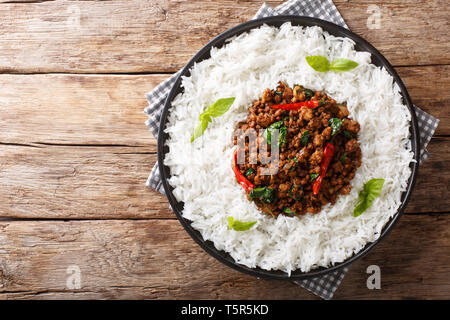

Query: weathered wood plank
left=407, top=137, right=450, bottom=214
left=0, top=74, right=166, bottom=146
left=0, top=137, right=447, bottom=219
left=0, top=145, right=168, bottom=219
left=334, top=213, right=450, bottom=299
left=0, top=66, right=447, bottom=149
left=0, top=215, right=448, bottom=299
left=0, top=0, right=448, bottom=74
left=396, top=65, right=449, bottom=136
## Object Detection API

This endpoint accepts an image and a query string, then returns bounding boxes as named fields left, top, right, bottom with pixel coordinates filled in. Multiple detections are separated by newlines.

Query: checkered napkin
left=144, top=0, right=439, bottom=299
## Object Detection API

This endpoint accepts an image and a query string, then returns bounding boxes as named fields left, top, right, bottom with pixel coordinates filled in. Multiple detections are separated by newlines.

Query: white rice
left=163, top=23, right=414, bottom=273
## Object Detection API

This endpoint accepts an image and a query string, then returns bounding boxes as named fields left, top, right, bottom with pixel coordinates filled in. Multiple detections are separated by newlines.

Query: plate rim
left=157, top=15, right=420, bottom=280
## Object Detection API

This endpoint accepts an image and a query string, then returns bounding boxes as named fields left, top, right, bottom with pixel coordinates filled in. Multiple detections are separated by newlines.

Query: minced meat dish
left=233, top=81, right=362, bottom=217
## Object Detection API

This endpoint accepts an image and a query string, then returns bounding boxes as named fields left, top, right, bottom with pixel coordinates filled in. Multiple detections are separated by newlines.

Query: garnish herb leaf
left=286, top=157, right=298, bottom=172
left=227, top=216, right=257, bottom=231
left=283, top=208, right=295, bottom=216
left=353, top=179, right=385, bottom=217
left=205, top=97, right=236, bottom=118
left=329, top=118, right=343, bottom=136
left=363, top=179, right=384, bottom=201
left=343, top=130, right=353, bottom=140
left=329, top=58, right=359, bottom=72
left=306, top=56, right=358, bottom=73
left=279, top=126, right=287, bottom=146
left=191, top=97, right=235, bottom=142
left=304, top=88, right=315, bottom=99
left=263, top=121, right=287, bottom=147
left=190, top=114, right=211, bottom=143
left=310, top=173, right=319, bottom=181
left=288, top=184, right=303, bottom=201
left=244, top=168, right=255, bottom=177
left=263, top=203, right=275, bottom=218
left=300, top=130, right=311, bottom=146
left=318, top=98, right=327, bottom=107
left=340, top=152, right=347, bottom=164
left=305, top=55, right=330, bottom=72
left=249, top=186, right=275, bottom=203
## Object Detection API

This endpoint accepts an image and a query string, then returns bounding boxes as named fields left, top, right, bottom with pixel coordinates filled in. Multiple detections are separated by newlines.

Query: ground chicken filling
left=233, top=82, right=362, bottom=217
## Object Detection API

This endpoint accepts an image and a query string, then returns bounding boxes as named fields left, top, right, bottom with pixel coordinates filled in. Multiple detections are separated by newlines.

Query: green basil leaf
left=310, top=173, right=319, bottom=181
left=329, top=58, right=358, bottom=72
left=343, top=130, right=353, bottom=139
left=263, top=128, right=270, bottom=145
left=190, top=114, right=211, bottom=142
left=249, top=187, right=265, bottom=199
left=204, top=97, right=235, bottom=118
left=288, top=184, right=303, bottom=201
left=300, top=130, right=310, bottom=146
left=319, top=98, right=330, bottom=107
left=340, top=152, right=347, bottom=164
left=244, top=168, right=255, bottom=177
left=262, top=203, right=275, bottom=218
left=305, top=55, right=330, bottom=72
left=257, top=187, right=275, bottom=203
left=249, top=186, right=275, bottom=204
left=191, top=97, right=235, bottom=142
left=283, top=208, right=295, bottom=216
left=268, top=120, right=285, bottom=129
left=304, top=88, right=315, bottom=99
left=364, top=179, right=384, bottom=201
left=306, top=56, right=358, bottom=73
left=353, top=199, right=370, bottom=217
left=353, top=179, right=385, bottom=217
left=329, top=118, right=343, bottom=136
left=279, top=126, right=287, bottom=146
left=285, top=158, right=297, bottom=172
left=263, top=121, right=286, bottom=147
left=227, top=216, right=234, bottom=229
left=228, top=216, right=257, bottom=231
left=288, top=185, right=295, bottom=199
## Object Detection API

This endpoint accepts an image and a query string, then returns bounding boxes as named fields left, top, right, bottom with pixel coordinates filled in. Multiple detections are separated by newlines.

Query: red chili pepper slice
left=232, top=149, right=255, bottom=193
left=271, top=100, right=319, bottom=110
left=313, top=142, right=335, bottom=195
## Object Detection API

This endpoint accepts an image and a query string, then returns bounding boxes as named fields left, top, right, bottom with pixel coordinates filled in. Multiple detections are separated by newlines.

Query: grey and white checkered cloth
left=143, top=0, right=439, bottom=300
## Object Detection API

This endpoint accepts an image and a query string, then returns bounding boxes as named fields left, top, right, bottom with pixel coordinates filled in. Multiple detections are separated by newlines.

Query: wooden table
left=0, top=0, right=448, bottom=300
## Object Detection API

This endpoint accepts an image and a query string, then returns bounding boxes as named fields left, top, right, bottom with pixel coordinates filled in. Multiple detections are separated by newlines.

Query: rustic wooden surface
left=0, top=0, right=448, bottom=300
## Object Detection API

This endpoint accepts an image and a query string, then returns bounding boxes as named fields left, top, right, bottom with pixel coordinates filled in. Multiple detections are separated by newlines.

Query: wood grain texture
left=0, top=69, right=447, bottom=219
left=0, top=215, right=448, bottom=299
left=0, top=66, right=447, bottom=148
left=0, top=74, right=165, bottom=146
left=0, top=145, right=166, bottom=219
left=0, top=137, right=448, bottom=219
left=0, top=0, right=448, bottom=301
left=0, top=0, right=448, bottom=73
left=396, top=65, right=450, bottom=136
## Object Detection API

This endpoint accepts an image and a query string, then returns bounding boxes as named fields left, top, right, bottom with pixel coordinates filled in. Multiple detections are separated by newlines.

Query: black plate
left=157, top=16, right=420, bottom=280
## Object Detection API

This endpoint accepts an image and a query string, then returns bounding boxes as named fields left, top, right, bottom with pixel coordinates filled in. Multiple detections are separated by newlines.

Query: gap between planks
left=0, top=63, right=448, bottom=75
left=1, top=212, right=448, bottom=221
